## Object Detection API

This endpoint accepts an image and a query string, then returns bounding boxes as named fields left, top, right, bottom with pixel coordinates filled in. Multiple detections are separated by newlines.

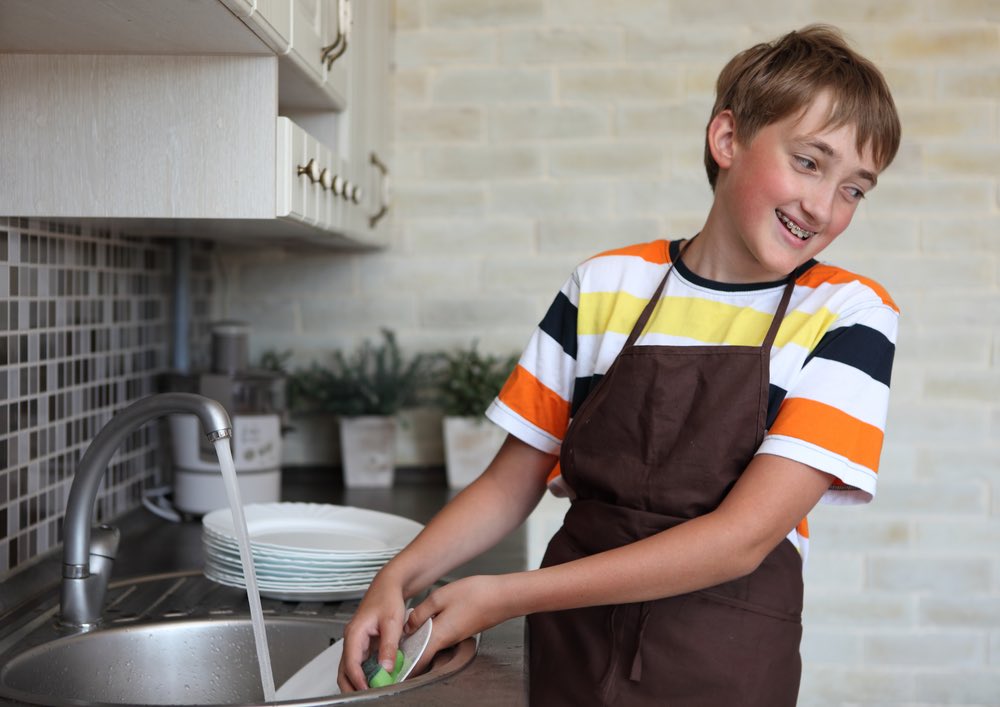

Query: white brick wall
left=221, top=4, right=1000, bottom=703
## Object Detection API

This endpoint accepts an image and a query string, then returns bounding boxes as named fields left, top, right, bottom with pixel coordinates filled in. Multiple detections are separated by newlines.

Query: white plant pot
left=443, top=416, right=506, bottom=489
left=339, top=416, right=397, bottom=487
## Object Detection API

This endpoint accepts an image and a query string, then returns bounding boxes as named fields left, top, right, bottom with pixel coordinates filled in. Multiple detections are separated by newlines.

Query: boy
left=339, top=24, right=900, bottom=706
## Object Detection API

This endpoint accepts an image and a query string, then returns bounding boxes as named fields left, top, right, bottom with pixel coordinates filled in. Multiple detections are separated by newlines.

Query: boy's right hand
left=336, top=577, right=407, bottom=693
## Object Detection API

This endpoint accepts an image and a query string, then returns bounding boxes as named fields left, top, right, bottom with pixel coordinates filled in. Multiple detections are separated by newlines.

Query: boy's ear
left=707, top=110, right=737, bottom=170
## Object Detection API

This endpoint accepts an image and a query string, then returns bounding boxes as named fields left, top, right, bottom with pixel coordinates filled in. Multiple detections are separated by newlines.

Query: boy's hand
left=337, top=580, right=407, bottom=693
left=405, top=574, right=513, bottom=675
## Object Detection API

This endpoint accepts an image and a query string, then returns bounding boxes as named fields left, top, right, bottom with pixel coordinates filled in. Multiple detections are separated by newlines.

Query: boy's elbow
left=732, top=552, right=765, bottom=580
left=729, top=538, right=779, bottom=579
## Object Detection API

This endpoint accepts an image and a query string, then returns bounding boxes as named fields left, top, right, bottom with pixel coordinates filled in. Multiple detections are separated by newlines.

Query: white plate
left=203, top=563, right=377, bottom=587
left=204, top=568, right=369, bottom=602
left=205, top=560, right=378, bottom=582
left=202, top=526, right=401, bottom=562
left=203, top=560, right=377, bottom=585
left=201, top=534, right=390, bottom=570
left=202, top=503, right=423, bottom=556
left=202, top=538, right=388, bottom=571
left=203, top=564, right=371, bottom=590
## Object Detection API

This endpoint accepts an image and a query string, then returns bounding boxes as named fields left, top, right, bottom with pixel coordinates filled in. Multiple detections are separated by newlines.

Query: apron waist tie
left=598, top=605, right=622, bottom=701
left=629, top=601, right=652, bottom=682
left=599, top=601, right=654, bottom=702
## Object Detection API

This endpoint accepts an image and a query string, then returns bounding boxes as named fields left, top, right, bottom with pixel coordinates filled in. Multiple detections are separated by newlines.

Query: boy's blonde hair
left=704, top=25, right=901, bottom=190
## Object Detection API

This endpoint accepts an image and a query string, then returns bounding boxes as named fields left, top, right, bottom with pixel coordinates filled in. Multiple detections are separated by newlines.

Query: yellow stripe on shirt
left=579, top=292, right=840, bottom=351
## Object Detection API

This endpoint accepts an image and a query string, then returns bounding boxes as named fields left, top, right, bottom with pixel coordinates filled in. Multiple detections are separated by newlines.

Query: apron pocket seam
left=694, top=589, right=801, bottom=623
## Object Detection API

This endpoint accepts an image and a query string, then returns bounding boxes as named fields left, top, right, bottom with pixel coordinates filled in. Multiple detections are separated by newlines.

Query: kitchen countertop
left=0, top=468, right=530, bottom=706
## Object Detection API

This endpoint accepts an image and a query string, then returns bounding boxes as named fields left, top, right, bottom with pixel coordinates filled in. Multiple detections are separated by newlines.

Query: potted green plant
left=434, top=344, right=518, bottom=489
left=288, top=329, right=433, bottom=487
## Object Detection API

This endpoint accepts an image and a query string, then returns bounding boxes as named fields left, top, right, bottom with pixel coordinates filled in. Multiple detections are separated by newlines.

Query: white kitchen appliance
left=165, top=321, right=286, bottom=516
left=169, top=413, right=282, bottom=515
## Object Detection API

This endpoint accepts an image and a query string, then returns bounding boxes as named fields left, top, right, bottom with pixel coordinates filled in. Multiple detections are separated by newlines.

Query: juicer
left=164, top=322, right=286, bottom=516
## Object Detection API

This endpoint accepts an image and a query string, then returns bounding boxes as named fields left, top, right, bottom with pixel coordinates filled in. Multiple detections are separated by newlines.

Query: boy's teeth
left=776, top=210, right=816, bottom=240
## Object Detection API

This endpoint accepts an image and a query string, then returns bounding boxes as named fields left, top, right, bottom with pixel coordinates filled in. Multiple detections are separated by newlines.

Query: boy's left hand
left=405, top=574, right=513, bottom=674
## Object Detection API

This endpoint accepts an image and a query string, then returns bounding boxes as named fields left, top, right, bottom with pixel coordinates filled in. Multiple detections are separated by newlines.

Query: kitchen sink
left=0, top=571, right=477, bottom=706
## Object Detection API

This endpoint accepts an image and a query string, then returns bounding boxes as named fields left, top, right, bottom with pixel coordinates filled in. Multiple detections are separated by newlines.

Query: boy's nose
left=800, top=183, right=835, bottom=229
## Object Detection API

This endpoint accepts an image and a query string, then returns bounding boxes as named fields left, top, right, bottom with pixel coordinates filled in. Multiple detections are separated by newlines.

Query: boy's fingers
left=378, top=615, right=404, bottom=671
left=406, top=593, right=438, bottom=633
left=340, top=627, right=374, bottom=691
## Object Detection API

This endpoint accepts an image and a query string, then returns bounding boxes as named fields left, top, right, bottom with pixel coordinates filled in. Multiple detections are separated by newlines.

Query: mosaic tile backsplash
left=0, top=218, right=214, bottom=578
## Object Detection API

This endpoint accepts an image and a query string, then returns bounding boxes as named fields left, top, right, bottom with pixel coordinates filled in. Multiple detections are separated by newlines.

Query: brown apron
left=528, top=241, right=802, bottom=706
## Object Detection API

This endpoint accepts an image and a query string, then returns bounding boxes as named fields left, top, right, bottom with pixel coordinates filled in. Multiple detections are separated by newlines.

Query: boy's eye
left=794, top=155, right=817, bottom=171
left=846, top=186, right=866, bottom=200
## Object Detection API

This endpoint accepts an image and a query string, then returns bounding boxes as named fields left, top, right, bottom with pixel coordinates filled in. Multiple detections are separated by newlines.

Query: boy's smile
left=693, top=92, right=880, bottom=283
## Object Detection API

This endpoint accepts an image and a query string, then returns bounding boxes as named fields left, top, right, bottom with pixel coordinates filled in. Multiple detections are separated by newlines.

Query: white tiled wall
left=220, top=3, right=1000, bottom=704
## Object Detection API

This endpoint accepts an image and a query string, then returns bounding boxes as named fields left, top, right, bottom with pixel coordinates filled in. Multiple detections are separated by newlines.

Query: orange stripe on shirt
left=547, top=460, right=563, bottom=485
left=589, top=239, right=671, bottom=265
left=498, top=364, right=571, bottom=442
left=770, top=397, right=885, bottom=474
left=797, top=263, right=899, bottom=313
left=796, top=517, right=809, bottom=540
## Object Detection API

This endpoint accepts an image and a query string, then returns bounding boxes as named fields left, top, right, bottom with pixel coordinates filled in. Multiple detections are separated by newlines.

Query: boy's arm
left=338, top=434, right=555, bottom=692
left=406, top=453, right=831, bottom=664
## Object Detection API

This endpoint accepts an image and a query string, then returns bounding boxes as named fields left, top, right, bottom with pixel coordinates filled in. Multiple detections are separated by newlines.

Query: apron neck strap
left=624, top=239, right=693, bottom=349
left=761, top=275, right=796, bottom=351
left=624, top=238, right=798, bottom=352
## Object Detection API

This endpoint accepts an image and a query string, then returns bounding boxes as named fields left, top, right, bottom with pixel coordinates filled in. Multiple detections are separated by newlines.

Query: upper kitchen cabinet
left=0, top=0, right=391, bottom=249
left=289, top=0, right=390, bottom=237
left=244, top=0, right=350, bottom=110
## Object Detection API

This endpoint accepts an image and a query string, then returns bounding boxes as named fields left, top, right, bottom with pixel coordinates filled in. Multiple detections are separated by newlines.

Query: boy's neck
left=684, top=212, right=793, bottom=285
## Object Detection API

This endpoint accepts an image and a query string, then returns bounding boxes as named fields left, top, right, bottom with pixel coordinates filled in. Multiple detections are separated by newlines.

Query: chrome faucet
left=60, top=393, right=232, bottom=629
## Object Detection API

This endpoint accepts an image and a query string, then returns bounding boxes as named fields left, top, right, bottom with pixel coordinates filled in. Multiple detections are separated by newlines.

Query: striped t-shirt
left=485, top=239, right=898, bottom=560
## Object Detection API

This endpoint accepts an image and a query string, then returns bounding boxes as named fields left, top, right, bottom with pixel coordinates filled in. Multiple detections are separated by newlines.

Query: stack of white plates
left=201, top=502, right=424, bottom=602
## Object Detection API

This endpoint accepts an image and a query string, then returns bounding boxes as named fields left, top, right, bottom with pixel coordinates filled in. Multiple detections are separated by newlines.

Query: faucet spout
left=60, top=393, right=232, bottom=629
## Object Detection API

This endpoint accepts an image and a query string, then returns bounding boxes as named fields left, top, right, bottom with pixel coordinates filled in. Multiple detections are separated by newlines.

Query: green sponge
left=362, top=649, right=404, bottom=688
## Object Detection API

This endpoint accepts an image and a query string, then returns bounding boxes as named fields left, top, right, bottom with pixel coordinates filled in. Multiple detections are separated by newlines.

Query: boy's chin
left=755, top=243, right=815, bottom=279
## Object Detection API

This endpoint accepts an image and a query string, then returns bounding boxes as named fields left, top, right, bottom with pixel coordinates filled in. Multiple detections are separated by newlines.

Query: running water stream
left=213, top=438, right=276, bottom=701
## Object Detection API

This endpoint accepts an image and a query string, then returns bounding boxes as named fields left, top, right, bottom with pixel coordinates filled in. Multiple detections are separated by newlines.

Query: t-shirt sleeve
left=485, top=271, right=581, bottom=457
left=756, top=301, right=898, bottom=505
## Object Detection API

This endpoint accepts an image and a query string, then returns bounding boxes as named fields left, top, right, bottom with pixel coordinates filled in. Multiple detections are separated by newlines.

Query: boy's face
left=712, top=92, right=879, bottom=280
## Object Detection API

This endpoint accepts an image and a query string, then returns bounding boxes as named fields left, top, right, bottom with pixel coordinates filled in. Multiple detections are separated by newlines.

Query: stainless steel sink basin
left=0, top=571, right=477, bottom=706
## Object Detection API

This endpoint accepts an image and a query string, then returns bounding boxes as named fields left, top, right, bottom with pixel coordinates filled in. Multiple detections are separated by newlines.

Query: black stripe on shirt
left=669, top=239, right=819, bottom=292
left=804, top=324, right=894, bottom=386
left=571, top=373, right=603, bottom=417
left=539, top=291, right=578, bottom=359
left=766, top=383, right=787, bottom=429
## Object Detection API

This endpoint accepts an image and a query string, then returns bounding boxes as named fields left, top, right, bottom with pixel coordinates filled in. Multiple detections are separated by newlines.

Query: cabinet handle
left=321, top=0, right=351, bottom=69
left=332, top=174, right=345, bottom=196
left=297, top=158, right=321, bottom=183
left=319, top=168, right=333, bottom=190
left=369, top=152, right=390, bottom=228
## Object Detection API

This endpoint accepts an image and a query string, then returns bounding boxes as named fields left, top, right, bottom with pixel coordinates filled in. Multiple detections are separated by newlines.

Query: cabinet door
left=317, top=141, right=340, bottom=231
left=303, top=131, right=323, bottom=226
left=277, top=0, right=347, bottom=110
left=253, top=0, right=292, bottom=53
left=218, top=0, right=254, bottom=18
left=275, top=117, right=310, bottom=222
left=290, top=0, right=325, bottom=86
left=360, top=0, right=391, bottom=241
left=323, top=0, right=350, bottom=107
left=342, top=0, right=390, bottom=244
